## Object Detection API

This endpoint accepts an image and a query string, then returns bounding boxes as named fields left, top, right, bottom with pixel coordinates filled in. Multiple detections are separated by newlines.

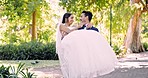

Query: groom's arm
left=87, top=26, right=99, bottom=32
left=86, top=23, right=99, bottom=32
left=78, top=25, right=85, bottom=30
left=92, top=27, right=99, bottom=32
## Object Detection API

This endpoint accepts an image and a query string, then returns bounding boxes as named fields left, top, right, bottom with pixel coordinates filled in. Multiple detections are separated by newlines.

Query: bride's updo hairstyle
left=62, top=13, right=72, bottom=23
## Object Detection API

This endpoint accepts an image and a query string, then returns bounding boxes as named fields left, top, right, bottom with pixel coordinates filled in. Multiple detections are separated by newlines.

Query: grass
left=0, top=60, right=60, bottom=69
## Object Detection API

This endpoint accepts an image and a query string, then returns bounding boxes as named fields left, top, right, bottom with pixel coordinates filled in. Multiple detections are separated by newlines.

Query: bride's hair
left=62, top=13, right=72, bottom=23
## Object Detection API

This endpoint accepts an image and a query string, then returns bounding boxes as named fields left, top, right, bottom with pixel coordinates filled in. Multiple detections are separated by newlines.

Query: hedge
left=0, top=41, right=58, bottom=60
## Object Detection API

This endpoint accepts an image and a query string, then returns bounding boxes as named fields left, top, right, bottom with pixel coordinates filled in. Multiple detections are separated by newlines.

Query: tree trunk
left=130, top=0, right=141, bottom=4
left=124, top=9, right=145, bottom=53
left=32, top=11, right=37, bottom=40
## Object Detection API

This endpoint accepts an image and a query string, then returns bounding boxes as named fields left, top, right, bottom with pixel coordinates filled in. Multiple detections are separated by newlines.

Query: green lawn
left=0, top=60, right=60, bottom=68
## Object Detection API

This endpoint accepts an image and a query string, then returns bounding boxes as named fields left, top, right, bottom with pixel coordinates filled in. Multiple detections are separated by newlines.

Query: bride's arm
left=60, top=24, right=81, bottom=34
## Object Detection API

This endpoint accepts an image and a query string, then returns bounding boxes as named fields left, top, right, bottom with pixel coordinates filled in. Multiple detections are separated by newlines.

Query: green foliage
left=143, top=42, right=148, bottom=51
left=142, top=13, right=148, bottom=38
left=0, top=0, right=48, bottom=21
left=113, top=45, right=122, bottom=55
left=0, top=65, right=10, bottom=78
left=59, top=0, right=113, bottom=24
left=60, top=0, right=147, bottom=51
left=20, top=68, right=36, bottom=78
left=141, top=13, right=148, bottom=51
left=113, top=45, right=126, bottom=57
left=0, top=0, right=57, bottom=44
left=0, top=63, right=36, bottom=78
left=0, top=41, right=57, bottom=60
left=9, top=62, right=25, bottom=77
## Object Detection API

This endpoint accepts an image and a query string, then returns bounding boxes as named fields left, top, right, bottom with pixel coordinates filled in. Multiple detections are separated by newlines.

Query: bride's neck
left=65, top=23, right=70, bottom=27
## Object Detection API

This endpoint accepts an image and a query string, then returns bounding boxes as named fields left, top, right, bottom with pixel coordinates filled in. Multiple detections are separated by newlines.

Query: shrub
left=0, top=41, right=58, bottom=60
left=0, top=63, right=36, bottom=78
left=143, top=42, right=148, bottom=51
left=113, top=45, right=122, bottom=55
left=0, top=65, right=10, bottom=78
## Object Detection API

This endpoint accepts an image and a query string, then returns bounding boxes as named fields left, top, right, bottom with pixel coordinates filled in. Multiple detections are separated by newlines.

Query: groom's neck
left=85, top=20, right=90, bottom=25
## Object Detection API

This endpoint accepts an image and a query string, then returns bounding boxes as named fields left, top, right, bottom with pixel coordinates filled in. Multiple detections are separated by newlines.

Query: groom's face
left=80, top=13, right=86, bottom=23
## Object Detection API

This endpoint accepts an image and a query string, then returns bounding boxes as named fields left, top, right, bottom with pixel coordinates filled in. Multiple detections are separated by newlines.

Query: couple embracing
left=56, top=11, right=118, bottom=78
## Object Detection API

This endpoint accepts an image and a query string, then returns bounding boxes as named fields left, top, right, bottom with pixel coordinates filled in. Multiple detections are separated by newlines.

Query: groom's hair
left=82, top=11, right=93, bottom=22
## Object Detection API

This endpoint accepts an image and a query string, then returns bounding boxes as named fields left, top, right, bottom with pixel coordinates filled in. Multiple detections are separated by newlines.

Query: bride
left=56, top=13, right=118, bottom=78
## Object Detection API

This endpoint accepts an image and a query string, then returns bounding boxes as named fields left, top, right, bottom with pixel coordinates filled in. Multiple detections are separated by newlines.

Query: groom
left=78, top=11, right=99, bottom=32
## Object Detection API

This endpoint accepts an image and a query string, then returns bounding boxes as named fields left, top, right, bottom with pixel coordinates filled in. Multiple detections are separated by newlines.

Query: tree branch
left=142, top=6, right=148, bottom=13
left=140, top=0, right=148, bottom=10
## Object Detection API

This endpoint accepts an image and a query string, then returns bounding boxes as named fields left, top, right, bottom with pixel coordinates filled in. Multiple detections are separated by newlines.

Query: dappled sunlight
left=0, top=63, right=18, bottom=67
left=117, top=61, right=148, bottom=68
left=30, top=66, right=63, bottom=78
left=0, top=60, right=62, bottom=77
left=0, top=61, right=18, bottom=67
left=0, top=0, right=147, bottom=77
left=31, top=71, right=62, bottom=78
left=0, top=60, right=60, bottom=68
left=117, top=52, right=148, bottom=69
left=24, top=62, right=63, bottom=77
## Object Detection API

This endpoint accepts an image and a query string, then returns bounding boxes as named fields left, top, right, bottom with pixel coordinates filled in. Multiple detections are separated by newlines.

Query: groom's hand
left=78, top=22, right=84, bottom=28
left=87, top=23, right=93, bottom=28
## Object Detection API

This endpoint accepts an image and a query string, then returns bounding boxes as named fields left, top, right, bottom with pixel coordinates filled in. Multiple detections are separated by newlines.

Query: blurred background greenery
left=0, top=0, right=147, bottom=60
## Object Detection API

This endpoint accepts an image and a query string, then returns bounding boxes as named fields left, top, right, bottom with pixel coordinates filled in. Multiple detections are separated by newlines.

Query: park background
left=0, top=0, right=147, bottom=60
left=0, top=0, right=148, bottom=77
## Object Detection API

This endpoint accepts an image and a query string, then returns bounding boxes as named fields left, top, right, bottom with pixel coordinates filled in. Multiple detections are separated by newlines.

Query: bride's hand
left=73, top=23, right=83, bottom=28
left=77, top=22, right=84, bottom=28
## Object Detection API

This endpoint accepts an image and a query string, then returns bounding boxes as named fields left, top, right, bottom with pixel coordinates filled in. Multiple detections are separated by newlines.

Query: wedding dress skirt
left=58, top=30, right=118, bottom=78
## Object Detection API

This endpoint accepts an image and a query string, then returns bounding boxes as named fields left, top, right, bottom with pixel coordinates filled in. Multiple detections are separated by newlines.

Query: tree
left=0, top=0, right=60, bottom=44
left=124, top=0, right=148, bottom=53
left=59, top=0, right=115, bottom=24
left=0, top=0, right=49, bottom=41
left=59, top=0, right=148, bottom=53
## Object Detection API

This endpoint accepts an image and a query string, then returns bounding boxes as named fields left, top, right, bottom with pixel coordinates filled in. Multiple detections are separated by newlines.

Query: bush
left=0, top=41, right=58, bottom=60
left=0, top=65, right=10, bottom=78
left=0, top=63, right=36, bottom=78
left=113, top=45, right=122, bottom=55
left=143, top=42, right=148, bottom=51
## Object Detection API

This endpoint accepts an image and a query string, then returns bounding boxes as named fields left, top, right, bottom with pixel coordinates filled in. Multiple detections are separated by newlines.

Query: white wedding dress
left=56, top=26, right=118, bottom=78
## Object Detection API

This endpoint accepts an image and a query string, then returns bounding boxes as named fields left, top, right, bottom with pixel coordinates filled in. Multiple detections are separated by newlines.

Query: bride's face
left=68, top=15, right=74, bottom=25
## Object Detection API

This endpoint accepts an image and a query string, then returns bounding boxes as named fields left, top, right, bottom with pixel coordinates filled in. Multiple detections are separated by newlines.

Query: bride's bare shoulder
left=59, top=23, right=65, bottom=26
left=59, top=23, right=67, bottom=30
